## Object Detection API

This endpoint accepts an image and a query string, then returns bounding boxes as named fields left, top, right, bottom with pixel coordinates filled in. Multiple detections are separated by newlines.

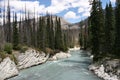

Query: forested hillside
left=79, top=0, right=120, bottom=61
left=0, top=0, right=81, bottom=61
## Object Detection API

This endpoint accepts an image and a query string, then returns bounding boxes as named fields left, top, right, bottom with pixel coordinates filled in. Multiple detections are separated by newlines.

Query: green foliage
left=4, top=43, right=13, bottom=54
left=9, top=54, right=18, bottom=65
left=0, top=51, right=7, bottom=60
left=89, top=0, right=105, bottom=61
left=79, top=27, right=83, bottom=48
left=13, top=13, right=19, bottom=50
left=114, top=3, right=120, bottom=58
left=0, top=51, right=18, bottom=64
left=49, top=16, right=55, bottom=49
left=20, top=46, right=28, bottom=53
left=45, top=48, right=54, bottom=55
left=55, top=17, right=66, bottom=51
left=104, top=2, right=115, bottom=56
left=37, top=17, right=46, bottom=51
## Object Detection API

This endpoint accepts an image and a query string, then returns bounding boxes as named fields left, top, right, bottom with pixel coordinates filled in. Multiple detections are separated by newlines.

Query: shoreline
left=0, top=47, right=76, bottom=80
left=89, top=59, right=120, bottom=80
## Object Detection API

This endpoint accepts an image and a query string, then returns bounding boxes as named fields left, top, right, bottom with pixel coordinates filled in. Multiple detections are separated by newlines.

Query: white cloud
left=45, top=0, right=91, bottom=15
left=45, top=0, right=71, bottom=14
left=82, top=11, right=90, bottom=17
left=1, top=0, right=92, bottom=23
left=110, top=0, right=116, bottom=3
left=78, top=8, right=84, bottom=13
left=64, top=11, right=80, bottom=19
left=1, top=0, right=46, bottom=15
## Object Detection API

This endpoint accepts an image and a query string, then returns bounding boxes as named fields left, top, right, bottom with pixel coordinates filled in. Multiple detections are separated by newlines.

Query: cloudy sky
left=0, top=0, right=116, bottom=23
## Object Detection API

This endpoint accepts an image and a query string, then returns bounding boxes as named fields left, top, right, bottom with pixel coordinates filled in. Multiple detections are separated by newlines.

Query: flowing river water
left=8, top=50, right=102, bottom=80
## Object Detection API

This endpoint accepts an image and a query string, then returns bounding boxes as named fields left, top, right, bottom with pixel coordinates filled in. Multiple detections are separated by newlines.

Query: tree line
left=79, top=0, right=120, bottom=61
left=0, top=0, right=68, bottom=54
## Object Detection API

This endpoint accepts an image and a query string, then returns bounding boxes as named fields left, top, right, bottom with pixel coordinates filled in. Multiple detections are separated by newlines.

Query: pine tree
left=114, top=1, right=120, bottom=58
left=79, top=26, right=83, bottom=49
left=23, top=5, right=27, bottom=45
left=49, top=16, right=55, bottom=49
left=0, top=3, right=5, bottom=50
left=98, top=0, right=105, bottom=56
left=55, top=17, right=65, bottom=51
left=6, top=0, right=11, bottom=42
left=89, top=0, right=104, bottom=61
left=63, top=34, right=68, bottom=51
left=37, top=17, right=46, bottom=51
left=31, top=10, right=36, bottom=47
left=105, top=2, right=115, bottom=56
left=55, top=17, right=59, bottom=49
left=19, top=13, right=22, bottom=44
left=46, top=15, right=51, bottom=48
left=89, top=0, right=99, bottom=56
left=13, top=13, right=19, bottom=50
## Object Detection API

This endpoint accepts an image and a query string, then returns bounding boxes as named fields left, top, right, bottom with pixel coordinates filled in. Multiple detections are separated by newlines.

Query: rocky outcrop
left=17, top=49, right=49, bottom=69
left=0, top=49, right=49, bottom=79
left=89, top=59, right=120, bottom=80
left=0, top=57, right=19, bottom=80
left=49, top=52, right=71, bottom=61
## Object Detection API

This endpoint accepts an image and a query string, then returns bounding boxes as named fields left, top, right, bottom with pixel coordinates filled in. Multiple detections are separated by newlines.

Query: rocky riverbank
left=0, top=49, right=49, bottom=80
left=0, top=57, right=19, bottom=80
left=89, top=59, right=120, bottom=80
left=17, top=49, right=49, bottom=70
left=0, top=48, right=73, bottom=80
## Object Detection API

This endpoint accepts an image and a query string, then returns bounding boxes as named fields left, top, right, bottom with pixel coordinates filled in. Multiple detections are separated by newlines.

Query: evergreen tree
left=6, top=0, right=11, bottom=42
left=89, top=0, right=99, bottom=56
left=37, top=17, right=46, bottom=51
left=89, top=0, right=104, bottom=61
left=0, top=3, right=5, bottom=50
left=23, top=6, right=27, bottom=45
left=98, top=0, right=105, bottom=56
left=31, top=11, right=36, bottom=47
left=79, top=26, right=83, bottom=49
left=13, top=13, right=19, bottom=50
left=19, top=13, right=22, bottom=44
left=46, top=15, right=51, bottom=48
left=114, top=1, right=120, bottom=58
left=105, top=3, right=115, bottom=56
left=63, top=34, right=68, bottom=51
left=49, top=16, right=55, bottom=49
left=55, top=17, right=59, bottom=49
left=55, top=17, right=65, bottom=51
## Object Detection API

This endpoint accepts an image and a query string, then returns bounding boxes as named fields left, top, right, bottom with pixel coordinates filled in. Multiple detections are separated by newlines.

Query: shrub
left=54, top=49, right=60, bottom=53
left=0, top=51, right=7, bottom=60
left=20, top=46, right=28, bottom=53
left=45, top=48, right=54, bottom=55
left=13, top=44, right=22, bottom=50
left=4, top=43, right=13, bottom=54
left=9, top=54, right=18, bottom=65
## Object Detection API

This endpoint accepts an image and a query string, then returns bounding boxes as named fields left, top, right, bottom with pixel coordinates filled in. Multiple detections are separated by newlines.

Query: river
left=8, top=50, right=102, bottom=80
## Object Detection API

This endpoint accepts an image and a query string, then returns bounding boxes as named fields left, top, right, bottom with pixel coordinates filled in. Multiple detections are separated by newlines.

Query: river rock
left=18, top=49, right=49, bottom=69
left=55, top=52, right=71, bottom=59
left=49, top=52, right=71, bottom=60
left=0, top=57, right=18, bottom=80
left=89, top=59, right=120, bottom=80
left=69, top=47, right=80, bottom=51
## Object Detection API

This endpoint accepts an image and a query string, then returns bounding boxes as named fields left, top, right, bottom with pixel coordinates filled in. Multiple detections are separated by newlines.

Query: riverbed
left=8, top=50, right=102, bottom=80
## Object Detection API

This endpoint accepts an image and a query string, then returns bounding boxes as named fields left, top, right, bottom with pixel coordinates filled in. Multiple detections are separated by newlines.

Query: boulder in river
left=49, top=52, right=71, bottom=60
